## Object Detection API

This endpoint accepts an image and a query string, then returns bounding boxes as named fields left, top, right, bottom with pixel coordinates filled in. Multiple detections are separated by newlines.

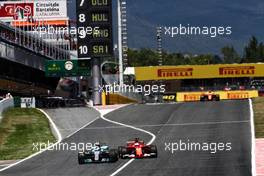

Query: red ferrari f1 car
left=118, top=138, right=157, bottom=159
left=200, top=91, right=220, bottom=101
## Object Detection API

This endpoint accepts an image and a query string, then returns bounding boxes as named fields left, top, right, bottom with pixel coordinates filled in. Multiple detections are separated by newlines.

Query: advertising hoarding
left=45, top=60, right=91, bottom=77
left=0, top=0, right=68, bottom=26
left=135, top=63, right=264, bottom=81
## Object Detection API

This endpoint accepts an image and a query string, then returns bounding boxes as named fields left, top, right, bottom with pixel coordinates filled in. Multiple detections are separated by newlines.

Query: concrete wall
left=104, top=93, right=138, bottom=105
left=119, top=91, right=143, bottom=103
left=0, top=98, right=14, bottom=120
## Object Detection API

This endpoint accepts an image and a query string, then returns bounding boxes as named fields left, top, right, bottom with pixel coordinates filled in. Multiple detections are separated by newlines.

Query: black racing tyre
left=118, top=146, right=122, bottom=157
left=78, top=154, right=85, bottom=165
left=212, top=96, right=220, bottom=101
left=109, top=149, right=118, bottom=162
left=118, top=146, right=127, bottom=159
left=149, top=145, right=158, bottom=158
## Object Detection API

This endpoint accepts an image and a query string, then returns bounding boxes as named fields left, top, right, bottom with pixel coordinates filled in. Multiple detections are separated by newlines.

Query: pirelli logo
left=227, top=92, right=249, bottom=99
left=184, top=94, right=200, bottom=101
left=157, top=68, right=193, bottom=78
left=219, top=66, right=255, bottom=76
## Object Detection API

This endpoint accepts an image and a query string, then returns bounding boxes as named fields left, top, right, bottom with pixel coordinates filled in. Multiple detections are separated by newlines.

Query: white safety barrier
left=0, top=98, right=14, bottom=120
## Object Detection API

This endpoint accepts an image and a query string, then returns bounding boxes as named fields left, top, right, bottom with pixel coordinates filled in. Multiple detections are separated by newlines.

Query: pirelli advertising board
left=134, top=63, right=264, bottom=81
left=176, top=90, right=259, bottom=102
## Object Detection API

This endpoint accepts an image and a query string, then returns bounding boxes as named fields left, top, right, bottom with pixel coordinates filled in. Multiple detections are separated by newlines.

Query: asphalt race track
left=0, top=100, right=252, bottom=176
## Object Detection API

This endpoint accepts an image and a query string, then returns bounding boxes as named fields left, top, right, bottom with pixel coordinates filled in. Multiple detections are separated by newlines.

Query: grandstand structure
left=0, top=20, right=70, bottom=96
left=0, top=0, right=73, bottom=99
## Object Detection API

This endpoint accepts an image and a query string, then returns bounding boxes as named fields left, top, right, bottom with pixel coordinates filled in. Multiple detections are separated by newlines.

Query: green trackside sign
left=45, top=60, right=91, bottom=77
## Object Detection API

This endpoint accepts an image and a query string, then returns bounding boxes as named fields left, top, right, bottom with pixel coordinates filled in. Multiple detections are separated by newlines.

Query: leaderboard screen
left=76, top=0, right=113, bottom=58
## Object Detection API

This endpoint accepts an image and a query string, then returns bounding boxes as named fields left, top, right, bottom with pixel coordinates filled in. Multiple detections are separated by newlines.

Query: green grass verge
left=253, top=97, right=264, bottom=138
left=0, top=108, right=56, bottom=160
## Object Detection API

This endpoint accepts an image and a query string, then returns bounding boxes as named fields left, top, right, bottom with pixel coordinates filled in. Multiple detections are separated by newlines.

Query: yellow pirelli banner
left=176, top=90, right=259, bottom=102
left=135, top=63, right=264, bottom=81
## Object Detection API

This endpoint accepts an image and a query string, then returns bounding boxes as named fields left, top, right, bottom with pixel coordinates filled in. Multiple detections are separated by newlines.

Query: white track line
left=101, top=115, right=156, bottom=176
left=0, top=109, right=62, bottom=172
left=65, top=117, right=100, bottom=139
left=249, top=99, right=256, bottom=176
left=93, top=106, right=156, bottom=176
left=38, top=109, right=62, bottom=142
left=100, top=115, right=156, bottom=146
left=58, top=120, right=250, bottom=131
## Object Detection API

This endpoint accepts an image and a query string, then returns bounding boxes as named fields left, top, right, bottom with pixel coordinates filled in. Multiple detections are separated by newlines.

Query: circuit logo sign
left=219, top=66, right=255, bottom=76
left=157, top=68, right=193, bottom=78
left=0, top=3, right=33, bottom=19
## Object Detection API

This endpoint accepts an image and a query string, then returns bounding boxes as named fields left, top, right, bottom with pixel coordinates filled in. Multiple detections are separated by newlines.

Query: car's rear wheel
left=109, top=149, right=118, bottom=162
left=212, top=96, right=220, bottom=101
left=200, top=96, right=207, bottom=101
left=118, top=146, right=122, bottom=157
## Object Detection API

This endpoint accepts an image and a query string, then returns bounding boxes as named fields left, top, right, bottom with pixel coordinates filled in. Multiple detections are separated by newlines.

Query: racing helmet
left=94, top=142, right=101, bottom=150
left=95, top=142, right=100, bottom=146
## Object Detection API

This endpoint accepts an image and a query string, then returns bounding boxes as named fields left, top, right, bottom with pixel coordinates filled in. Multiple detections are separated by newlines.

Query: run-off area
left=1, top=100, right=252, bottom=176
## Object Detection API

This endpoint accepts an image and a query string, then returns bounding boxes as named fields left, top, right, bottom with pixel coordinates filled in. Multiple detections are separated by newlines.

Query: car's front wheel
left=78, top=154, right=85, bottom=165
left=149, top=145, right=158, bottom=158
left=118, top=146, right=127, bottom=159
